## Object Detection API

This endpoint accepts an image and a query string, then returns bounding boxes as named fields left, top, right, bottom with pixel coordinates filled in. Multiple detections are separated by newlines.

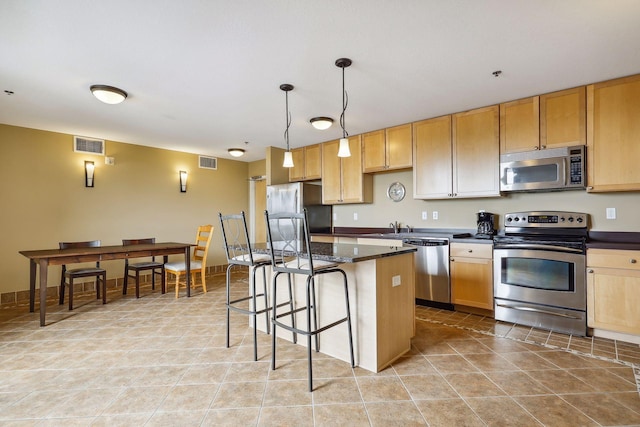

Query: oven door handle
left=495, top=302, right=583, bottom=320
left=496, top=243, right=583, bottom=253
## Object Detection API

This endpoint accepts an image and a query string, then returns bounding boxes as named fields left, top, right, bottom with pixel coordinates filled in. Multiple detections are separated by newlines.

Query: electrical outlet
left=333, top=213, right=337, bottom=221
left=606, top=207, right=616, bottom=220
left=422, top=211, right=427, bottom=220
left=353, top=212, right=358, bottom=221
left=432, top=211, right=439, bottom=220
left=392, top=275, right=401, bottom=287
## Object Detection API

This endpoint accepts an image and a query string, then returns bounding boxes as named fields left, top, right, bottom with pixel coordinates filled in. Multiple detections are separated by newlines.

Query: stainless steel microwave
left=499, top=145, right=586, bottom=192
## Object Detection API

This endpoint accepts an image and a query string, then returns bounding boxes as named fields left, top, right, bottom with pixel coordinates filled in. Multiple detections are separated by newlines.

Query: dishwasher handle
left=402, top=238, right=449, bottom=247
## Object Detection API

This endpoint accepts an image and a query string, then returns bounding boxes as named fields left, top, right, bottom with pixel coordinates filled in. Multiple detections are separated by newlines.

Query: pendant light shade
left=335, top=58, right=352, bottom=157
left=338, top=138, right=351, bottom=157
left=280, top=83, right=294, bottom=168
left=90, top=85, right=127, bottom=104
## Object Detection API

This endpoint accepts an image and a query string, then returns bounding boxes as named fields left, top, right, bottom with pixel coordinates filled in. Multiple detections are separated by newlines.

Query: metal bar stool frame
left=265, top=209, right=355, bottom=392
left=219, top=211, right=273, bottom=361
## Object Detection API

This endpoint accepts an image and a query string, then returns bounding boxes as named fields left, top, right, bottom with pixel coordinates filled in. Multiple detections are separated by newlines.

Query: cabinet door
left=500, top=97, right=540, bottom=154
left=587, top=74, right=640, bottom=192
left=321, top=140, right=342, bottom=204
left=453, top=105, right=500, bottom=197
left=386, top=124, right=413, bottom=170
left=413, top=116, right=452, bottom=199
left=362, top=130, right=386, bottom=172
left=540, top=86, right=586, bottom=149
left=342, top=135, right=372, bottom=203
left=288, top=147, right=306, bottom=182
left=304, top=144, right=322, bottom=180
left=587, top=267, right=640, bottom=335
left=450, top=256, right=493, bottom=310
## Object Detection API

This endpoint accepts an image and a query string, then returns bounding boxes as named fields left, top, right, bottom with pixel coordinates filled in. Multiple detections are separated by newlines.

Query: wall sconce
left=179, top=170, right=188, bottom=192
left=84, top=161, right=95, bottom=187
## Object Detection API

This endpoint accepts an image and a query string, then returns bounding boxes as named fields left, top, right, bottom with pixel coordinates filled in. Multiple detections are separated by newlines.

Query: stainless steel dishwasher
left=402, top=237, right=451, bottom=308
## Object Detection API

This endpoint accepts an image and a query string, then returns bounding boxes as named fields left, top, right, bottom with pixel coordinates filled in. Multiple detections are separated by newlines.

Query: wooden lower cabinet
left=450, top=243, right=493, bottom=311
left=587, top=249, right=640, bottom=335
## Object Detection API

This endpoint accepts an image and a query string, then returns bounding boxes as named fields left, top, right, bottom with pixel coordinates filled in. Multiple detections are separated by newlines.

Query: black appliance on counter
left=475, top=211, right=496, bottom=239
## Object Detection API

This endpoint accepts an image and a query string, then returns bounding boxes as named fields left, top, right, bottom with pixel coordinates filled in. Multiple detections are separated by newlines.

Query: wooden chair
left=59, top=240, right=107, bottom=310
left=122, top=238, right=165, bottom=298
left=165, top=225, right=214, bottom=297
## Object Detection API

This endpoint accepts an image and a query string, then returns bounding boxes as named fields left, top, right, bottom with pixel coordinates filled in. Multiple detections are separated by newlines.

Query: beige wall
left=0, top=124, right=249, bottom=295
left=333, top=169, right=640, bottom=232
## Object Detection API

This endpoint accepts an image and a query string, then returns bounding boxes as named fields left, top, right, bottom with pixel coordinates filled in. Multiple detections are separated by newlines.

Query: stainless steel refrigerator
left=266, top=183, right=332, bottom=241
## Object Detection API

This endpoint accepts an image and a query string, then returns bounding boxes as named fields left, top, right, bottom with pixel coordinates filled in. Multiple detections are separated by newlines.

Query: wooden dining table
left=19, top=242, right=193, bottom=326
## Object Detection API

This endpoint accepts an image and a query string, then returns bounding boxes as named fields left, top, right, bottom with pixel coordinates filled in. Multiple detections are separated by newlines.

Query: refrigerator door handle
left=295, top=189, right=299, bottom=213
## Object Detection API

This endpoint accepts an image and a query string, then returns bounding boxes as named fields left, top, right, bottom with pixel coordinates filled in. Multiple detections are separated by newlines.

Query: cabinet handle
left=448, top=193, right=452, bottom=197
left=467, top=249, right=473, bottom=253
left=587, top=269, right=594, bottom=273
left=533, top=146, right=539, bottom=150
left=450, top=258, right=455, bottom=262
left=631, top=259, right=637, bottom=264
left=541, top=145, right=546, bottom=149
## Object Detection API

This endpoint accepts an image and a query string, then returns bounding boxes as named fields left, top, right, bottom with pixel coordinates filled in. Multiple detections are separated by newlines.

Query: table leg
left=29, top=259, right=36, bottom=312
left=185, top=247, right=191, bottom=297
left=38, top=259, right=48, bottom=327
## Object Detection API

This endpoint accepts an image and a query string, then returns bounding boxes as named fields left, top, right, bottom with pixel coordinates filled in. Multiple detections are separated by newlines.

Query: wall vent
left=199, top=155, right=218, bottom=170
left=73, top=136, right=105, bottom=155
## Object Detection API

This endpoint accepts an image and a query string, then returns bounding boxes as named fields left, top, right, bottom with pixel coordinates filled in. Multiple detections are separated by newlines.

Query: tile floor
left=1, top=272, right=640, bottom=426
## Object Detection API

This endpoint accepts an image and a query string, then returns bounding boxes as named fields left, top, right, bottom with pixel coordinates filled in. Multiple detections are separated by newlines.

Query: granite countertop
left=253, top=241, right=416, bottom=263
left=315, top=227, right=494, bottom=244
left=587, top=231, right=640, bottom=251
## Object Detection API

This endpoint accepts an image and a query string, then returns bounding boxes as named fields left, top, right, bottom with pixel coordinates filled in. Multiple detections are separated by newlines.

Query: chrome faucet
left=389, top=221, right=399, bottom=234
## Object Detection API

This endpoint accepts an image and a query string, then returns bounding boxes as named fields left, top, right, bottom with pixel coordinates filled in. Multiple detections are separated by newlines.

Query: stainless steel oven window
left=502, top=257, right=574, bottom=292
left=493, top=249, right=586, bottom=311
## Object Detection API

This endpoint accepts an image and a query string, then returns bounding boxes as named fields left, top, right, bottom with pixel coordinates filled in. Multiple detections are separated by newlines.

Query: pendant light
left=336, top=58, right=352, bottom=157
left=280, top=83, right=294, bottom=168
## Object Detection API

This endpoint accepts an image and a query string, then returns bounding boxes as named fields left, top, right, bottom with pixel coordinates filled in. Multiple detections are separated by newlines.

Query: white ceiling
left=2, top=0, right=640, bottom=162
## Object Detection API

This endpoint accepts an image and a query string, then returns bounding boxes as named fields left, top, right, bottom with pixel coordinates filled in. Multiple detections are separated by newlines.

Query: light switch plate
left=606, top=207, right=616, bottom=219
left=392, top=275, right=401, bottom=287
left=422, top=211, right=427, bottom=220
left=353, top=212, right=358, bottom=221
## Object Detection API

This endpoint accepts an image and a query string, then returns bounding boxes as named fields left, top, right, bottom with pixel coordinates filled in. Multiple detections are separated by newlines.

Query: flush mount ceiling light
left=90, top=85, right=128, bottom=104
left=228, top=148, right=245, bottom=157
left=336, top=58, right=352, bottom=157
left=310, top=116, right=334, bottom=130
left=280, top=83, right=294, bottom=168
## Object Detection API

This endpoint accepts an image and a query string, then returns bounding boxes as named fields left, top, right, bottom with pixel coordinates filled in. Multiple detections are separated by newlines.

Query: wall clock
left=387, top=182, right=406, bottom=202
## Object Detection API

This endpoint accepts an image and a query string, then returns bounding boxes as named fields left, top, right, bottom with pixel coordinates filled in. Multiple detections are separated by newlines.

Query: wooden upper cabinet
left=540, top=86, right=586, bottom=149
left=500, top=96, right=540, bottom=154
left=453, top=105, right=501, bottom=198
left=288, top=144, right=321, bottom=182
left=386, top=124, right=413, bottom=170
left=413, top=116, right=453, bottom=199
left=362, top=124, right=412, bottom=172
left=321, top=136, right=373, bottom=204
left=362, top=130, right=386, bottom=172
left=587, top=74, right=640, bottom=192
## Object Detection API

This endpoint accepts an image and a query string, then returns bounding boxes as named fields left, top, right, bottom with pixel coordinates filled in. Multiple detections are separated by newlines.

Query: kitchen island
left=252, top=242, right=416, bottom=373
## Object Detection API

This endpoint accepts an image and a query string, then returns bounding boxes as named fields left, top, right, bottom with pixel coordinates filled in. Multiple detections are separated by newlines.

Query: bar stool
left=219, top=211, right=273, bottom=361
left=265, top=209, right=355, bottom=392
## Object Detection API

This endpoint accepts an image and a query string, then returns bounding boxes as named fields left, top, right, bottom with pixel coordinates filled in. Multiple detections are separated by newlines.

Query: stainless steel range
left=493, top=211, right=588, bottom=336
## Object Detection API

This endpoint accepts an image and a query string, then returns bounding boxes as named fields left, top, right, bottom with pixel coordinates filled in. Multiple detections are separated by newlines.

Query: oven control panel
left=504, top=211, right=587, bottom=228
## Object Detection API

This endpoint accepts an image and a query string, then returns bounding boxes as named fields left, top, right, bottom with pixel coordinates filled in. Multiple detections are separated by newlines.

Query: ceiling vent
left=199, top=155, right=218, bottom=170
left=73, top=136, right=105, bottom=155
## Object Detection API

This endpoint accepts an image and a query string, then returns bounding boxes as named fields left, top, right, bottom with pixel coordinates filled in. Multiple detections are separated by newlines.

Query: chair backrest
left=193, top=225, right=214, bottom=268
left=265, top=209, right=315, bottom=275
left=59, top=240, right=101, bottom=250
left=122, top=237, right=155, bottom=246
left=219, top=211, right=255, bottom=265
left=59, top=240, right=101, bottom=268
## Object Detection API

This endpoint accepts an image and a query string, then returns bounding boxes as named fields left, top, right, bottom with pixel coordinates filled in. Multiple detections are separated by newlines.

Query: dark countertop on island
left=253, top=242, right=416, bottom=263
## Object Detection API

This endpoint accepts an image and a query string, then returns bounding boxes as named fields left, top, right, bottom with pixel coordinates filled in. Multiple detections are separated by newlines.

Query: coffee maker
left=476, top=211, right=496, bottom=239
